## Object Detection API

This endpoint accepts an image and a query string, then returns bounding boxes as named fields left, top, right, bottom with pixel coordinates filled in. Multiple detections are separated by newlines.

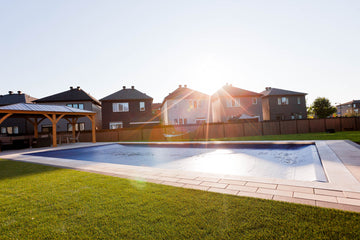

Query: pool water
left=27, top=143, right=327, bottom=182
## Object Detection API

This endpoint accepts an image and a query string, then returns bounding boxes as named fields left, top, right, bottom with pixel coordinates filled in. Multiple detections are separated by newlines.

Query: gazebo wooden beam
left=0, top=113, right=13, bottom=125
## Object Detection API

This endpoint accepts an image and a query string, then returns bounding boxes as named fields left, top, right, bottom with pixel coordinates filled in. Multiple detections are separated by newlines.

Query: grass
left=1, top=159, right=360, bottom=239
left=209, top=131, right=360, bottom=143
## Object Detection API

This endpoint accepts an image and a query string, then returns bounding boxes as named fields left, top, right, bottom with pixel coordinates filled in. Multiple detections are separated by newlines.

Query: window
left=7, top=127, right=13, bottom=134
left=297, top=97, right=301, bottom=104
left=174, top=119, right=178, bottom=125
left=13, top=126, right=19, bottom=134
left=298, top=115, right=303, bottom=119
left=67, top=123, right=85, bottom=132
left=140, top=102, right=145, bottom=111
left=252, top=98, right=257, bottom=105
left=179, top=118, right=183, bottom=125
left=41, top=125, right=52, bottom=133
left=67, top=103, right=84, bottom=109
left=109, top=122, right=123, bottom=129
left=278, top=97, right=289, bottom=105
left=1, top=127, right=6, bottom=134
left=183, top=118, right=187, bottom=125
left=113, top=102, right=129, bottom=112
left=190, top=100, right=201, bottom=109
left=226, top=98, right=240, bottom=107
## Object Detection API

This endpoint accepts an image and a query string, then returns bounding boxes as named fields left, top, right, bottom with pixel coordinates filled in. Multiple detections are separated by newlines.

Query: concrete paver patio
left=1, top=140, right=360, bottom=213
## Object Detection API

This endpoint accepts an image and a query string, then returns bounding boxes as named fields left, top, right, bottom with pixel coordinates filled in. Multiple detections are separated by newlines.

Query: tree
left=309, top=97, right=337, bottom=118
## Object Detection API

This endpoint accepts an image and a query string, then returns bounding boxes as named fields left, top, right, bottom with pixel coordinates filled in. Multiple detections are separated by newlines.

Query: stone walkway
left=1, top=140, right=360, bottom=213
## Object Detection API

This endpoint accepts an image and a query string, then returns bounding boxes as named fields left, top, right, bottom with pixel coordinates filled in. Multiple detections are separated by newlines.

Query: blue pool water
left=27, top=143, right=327, bottom=182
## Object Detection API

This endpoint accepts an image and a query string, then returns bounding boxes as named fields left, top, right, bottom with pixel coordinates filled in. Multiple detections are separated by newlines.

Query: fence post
left=308, top=119, right=311, bottom=133
left=278, top=121, right=281, bottom=135
left=261, top=121, right=264, bottom=136
left=222, top=123, right=225, bottom=138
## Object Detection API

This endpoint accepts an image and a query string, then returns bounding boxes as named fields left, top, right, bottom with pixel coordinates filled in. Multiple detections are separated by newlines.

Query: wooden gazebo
left=0, top=103, right=96, bottom=147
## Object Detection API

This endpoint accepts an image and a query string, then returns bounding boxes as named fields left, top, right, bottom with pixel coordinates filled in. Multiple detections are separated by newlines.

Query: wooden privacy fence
left=76, top=117, right=360, bottom=142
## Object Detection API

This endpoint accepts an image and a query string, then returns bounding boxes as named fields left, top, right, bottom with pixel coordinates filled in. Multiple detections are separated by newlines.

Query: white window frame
left=139, top=102, right=145, bottom=111
left=278, top=97, right=289, bottom=105
left=113, top=102, right=129, bottom=112
left=109, top=122, right=123, bottom=129
left=297, top=97, right=301, bottom=104
left=66, top=103, right=84, bottom=109
left=252, top=98, right=257, bottom=105
left=226, top=98, right=240, bottom=107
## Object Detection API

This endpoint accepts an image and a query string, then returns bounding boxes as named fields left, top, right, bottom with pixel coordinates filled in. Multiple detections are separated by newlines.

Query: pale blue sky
left=1, top=0, right=359, bottom=105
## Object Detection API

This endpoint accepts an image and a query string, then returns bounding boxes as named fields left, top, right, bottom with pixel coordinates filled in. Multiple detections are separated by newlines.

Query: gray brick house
left=33, top=86, right=102, bottom=132
left=100, top=86, right=158, bottom=129
left=260, top=87, right=307, bottom=121
left=0, top=91, right=37, bottom=135
left=211, top=84, right=263, bottom=122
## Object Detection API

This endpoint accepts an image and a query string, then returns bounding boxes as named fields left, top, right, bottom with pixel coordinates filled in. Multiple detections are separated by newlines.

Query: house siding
left=101, top=99, right=153, bottom=129
left=264, top=95, right=307, bottom=120
left=162, top=98, right=211, bottom=125
left=37, top=101, right=102, bottom=132
left=212, top=96, right=263, bottom=122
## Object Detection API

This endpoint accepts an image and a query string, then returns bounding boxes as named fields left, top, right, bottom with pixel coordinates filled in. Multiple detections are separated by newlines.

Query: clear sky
left=1, top=0, right=359, bottom=105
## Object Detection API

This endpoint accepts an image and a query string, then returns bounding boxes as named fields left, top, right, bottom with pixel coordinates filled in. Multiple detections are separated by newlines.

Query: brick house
left=100, top=86, right=158, bottom=129
left=0, top=91, right=37, bottom=135
left=261, top=87, right=307, bottom=121
left=33, top=86, right=102, bottom=132
left=336, top=100, right=360, bottom=117
left=211, top=84, right=263, bottom=122
left=161, top=85, right=211, bottom=125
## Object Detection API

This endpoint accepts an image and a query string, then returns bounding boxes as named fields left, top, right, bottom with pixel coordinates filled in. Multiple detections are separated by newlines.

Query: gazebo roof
left=0, top=103, right=94, bottom=115
left=0, top=103, right=97, bottom=148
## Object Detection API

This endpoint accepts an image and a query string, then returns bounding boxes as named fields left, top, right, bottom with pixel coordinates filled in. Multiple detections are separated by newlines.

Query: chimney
left=131, top=86, right=134, bottom=89
left=178, top=85, right=182, bottom=88
left=17, top=91, right=22, bottom=94
left=70, top=86, right=73, bottom=90
left=123, top=86, right=126, bottom=89
left=265, top=87, right=271, bottom=91
left=76, top=86, right=81, bottom=90
left=184, top=84, right=187, bottom=88
left=8, top=91, right=13, bottom=95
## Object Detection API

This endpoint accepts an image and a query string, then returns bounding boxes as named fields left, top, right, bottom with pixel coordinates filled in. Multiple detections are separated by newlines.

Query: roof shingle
left=100, top=87, right=152, bottom=101
left=260, top=87, right=307, bottom=97
left=33, top=87, right=101, bottom=106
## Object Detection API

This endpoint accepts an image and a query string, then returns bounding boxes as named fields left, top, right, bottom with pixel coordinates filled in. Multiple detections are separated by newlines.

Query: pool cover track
left=1, top=140, right=360, bottom=212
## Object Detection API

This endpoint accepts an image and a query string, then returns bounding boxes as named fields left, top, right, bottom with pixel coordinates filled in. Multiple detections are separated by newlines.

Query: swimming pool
left=27, top=142, right=327, bottom=182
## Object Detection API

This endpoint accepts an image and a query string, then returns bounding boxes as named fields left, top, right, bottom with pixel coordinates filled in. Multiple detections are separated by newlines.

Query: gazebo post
left=86, top=115, right=96, bottom=143
left=51, top=114, right=58, bottom=147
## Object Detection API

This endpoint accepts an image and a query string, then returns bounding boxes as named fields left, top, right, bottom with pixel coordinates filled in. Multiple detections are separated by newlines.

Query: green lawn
left=1, top=159, right=359, bottom=239
left=210, top=131, right=360, bottom=143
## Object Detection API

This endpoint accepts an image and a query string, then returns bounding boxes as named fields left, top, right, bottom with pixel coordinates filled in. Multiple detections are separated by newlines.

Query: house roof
left=100, top=86, right=152, bottom=101
left=163, top=85, right=209, bottom=102
left=0, top=103, right=94, bottom=113
left=260, top=87, right=307, bottom=97
left=33, top=87, right=101, bottom=106
left=0, top=92, right=37, bottom=106
left=336, top=100, right=360, bottom=106
left=212, top=84, right=262, bottom=100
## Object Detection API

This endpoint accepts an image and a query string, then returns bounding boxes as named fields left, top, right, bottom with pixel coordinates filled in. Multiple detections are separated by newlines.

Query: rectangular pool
left=27, top=142, right=327, bottom=182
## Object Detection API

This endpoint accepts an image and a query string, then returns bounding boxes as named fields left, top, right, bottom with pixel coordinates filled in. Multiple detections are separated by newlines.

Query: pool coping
left=1, top=140, right=360, bottom=213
